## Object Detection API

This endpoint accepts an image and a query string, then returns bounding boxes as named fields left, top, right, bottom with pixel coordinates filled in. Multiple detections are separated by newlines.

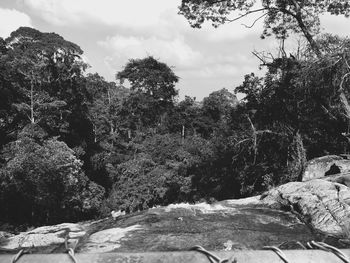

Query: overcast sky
left=0, top=0, right=350, bottom=100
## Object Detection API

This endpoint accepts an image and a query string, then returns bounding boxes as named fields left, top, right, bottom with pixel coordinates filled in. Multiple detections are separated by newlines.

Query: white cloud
left=156, top=7, right=264, bottom=42
left=197, top=12, right=264, bottom=42
left=22, top=0, right=179, bottom=27
left=98, top=31, right=262, bottom=100
left=98, top=34, right=203, bottom=70
left=0, top=8, right=32, bottom=38
left=320, top=14, right=350, bottom=37
left=21, top=0, right=261, bottom=42
left=12, top=0, right=274, bottom=100
left=204, top=25, right=262, bottom=42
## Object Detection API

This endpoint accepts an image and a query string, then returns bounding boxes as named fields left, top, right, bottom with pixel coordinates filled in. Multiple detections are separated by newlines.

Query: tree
left=203, top=88, right=238, bottom=122
left=2, top=27, right=91, bottom=143
left=116, top=56, right=179, bottom=131
left=116, top=56, right=179, bottom=102
left=0, top=37, right=15, bottom=148
left=4, top=27, right=86, bottom=122
left=0, top=27, right=97, bottom=181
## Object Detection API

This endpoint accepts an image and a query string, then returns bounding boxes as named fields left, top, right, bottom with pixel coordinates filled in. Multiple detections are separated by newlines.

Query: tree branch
left=321, top=105, right=337, bottom=120
left=344, top=55, right=350, bottom=71
left=246, top=116, right=258, bottom=164
left=339, top=72, right=350, bottom=92
left=252, top=51, right=274, bottom=66
left=226, top=8, right=268, bottom=23
left=241, top=13, right=268, bottom=28
left=289, top=0, right=302, bottom=15
left=234, top=138, right=251, bottom=147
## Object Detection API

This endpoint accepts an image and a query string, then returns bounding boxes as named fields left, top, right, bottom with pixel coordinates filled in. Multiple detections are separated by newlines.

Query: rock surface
left=303, top=155, right=350, bottom=181
left=1, top=180, right=350, bottom=253
left=262, top=180, right=350, bottom=238
left=0, top=223, right=89, bottom=253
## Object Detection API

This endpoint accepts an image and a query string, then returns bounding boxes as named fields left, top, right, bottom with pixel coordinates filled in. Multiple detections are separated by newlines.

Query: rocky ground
left=1, top=155, right=350, bottom=253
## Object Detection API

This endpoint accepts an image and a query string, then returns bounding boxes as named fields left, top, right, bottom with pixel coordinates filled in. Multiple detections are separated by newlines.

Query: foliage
left=116, top=56, right=179, bottom=102
left=203, top=88, right=238, bottom=126
left=0, top=124, right=104, bottom=225
left=166, top=96, right=210, bottom=137
left=0, top=27, right=92, bottom=152
left=105, top=134, right=217, bottom=212
left=229, top=35, right=350, bottom=195
left=115, top=56, right=179, bottom=133
left=86, top=73, right=130, bottom=142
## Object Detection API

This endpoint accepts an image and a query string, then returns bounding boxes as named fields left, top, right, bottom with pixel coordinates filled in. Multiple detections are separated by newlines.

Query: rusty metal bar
left=1, top=250, right=350, bottom=263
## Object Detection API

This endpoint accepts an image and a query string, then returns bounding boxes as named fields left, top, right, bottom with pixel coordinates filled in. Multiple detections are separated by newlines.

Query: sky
left=0, top=1, right=350, bottom=100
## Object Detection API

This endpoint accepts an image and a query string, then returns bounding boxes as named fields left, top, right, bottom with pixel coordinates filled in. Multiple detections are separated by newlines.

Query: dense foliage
left=1, top=21, right=350, bottom=227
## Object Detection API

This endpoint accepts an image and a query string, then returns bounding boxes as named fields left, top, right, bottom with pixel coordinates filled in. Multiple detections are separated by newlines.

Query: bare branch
left=17, top=69, right=31, bottom=79
left=256, top=130, right=283, bottom=136
left=252, top=51, right=267, bottom=65
left=317, top=57, right=342, bottom=71
left=344, top=56, right=350, bottom=71
left=320, top=105, right=337, bottom=120
left=339, top=72, right=350, bottom=92
left=246, top=116, right=258, bottom=164
left=252, top=51, right=274, bottom=66
left=234, top=138, right=251, bottom=147
left=25, top=113, right=32, bottom=122
left=241, top=13, right=268, bottom=28
left=226, top=8, right=268, bottom=23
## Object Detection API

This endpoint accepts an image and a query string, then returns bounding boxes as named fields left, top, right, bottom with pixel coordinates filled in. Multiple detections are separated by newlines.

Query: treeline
left=1, top=27, right=350, bottom=227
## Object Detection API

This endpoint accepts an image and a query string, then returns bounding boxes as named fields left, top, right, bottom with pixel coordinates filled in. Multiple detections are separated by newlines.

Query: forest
left=1, top=0, right=350, bottom=228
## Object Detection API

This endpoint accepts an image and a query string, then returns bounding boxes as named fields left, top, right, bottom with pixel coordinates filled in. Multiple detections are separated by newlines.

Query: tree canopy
left=179, top=0, right=350, bottom=56
left=116, top=56, right=179, bottom=102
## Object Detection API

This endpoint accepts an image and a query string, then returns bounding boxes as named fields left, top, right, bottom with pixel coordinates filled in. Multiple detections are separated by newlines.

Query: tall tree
left=0, top=37, right=15, bottom=148
left=116, top=56, right=179, bottom=102
left=2, top=27, right=93, bottom=150
left=203, top=88, right=238, bottom=122
left=116, top=56, right=179, bottom=131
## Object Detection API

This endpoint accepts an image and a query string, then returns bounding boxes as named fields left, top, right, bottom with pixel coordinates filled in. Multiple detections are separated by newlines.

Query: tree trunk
left=340, top=91, right=350, bottom=119
left=30, top=80, right=35, bottom=124
left=295, top=15, right=322, bottom=58
left=287, top=132, right=307, bottom=182
left=247, top=116, right=258, bottom=165
left=107, top=89, right=111, bottom=105
left=93, top=124, right=97, bottom=143
left=181, top=125, right=185, bottom=144
left=109, top=121, right=114, bottom=135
